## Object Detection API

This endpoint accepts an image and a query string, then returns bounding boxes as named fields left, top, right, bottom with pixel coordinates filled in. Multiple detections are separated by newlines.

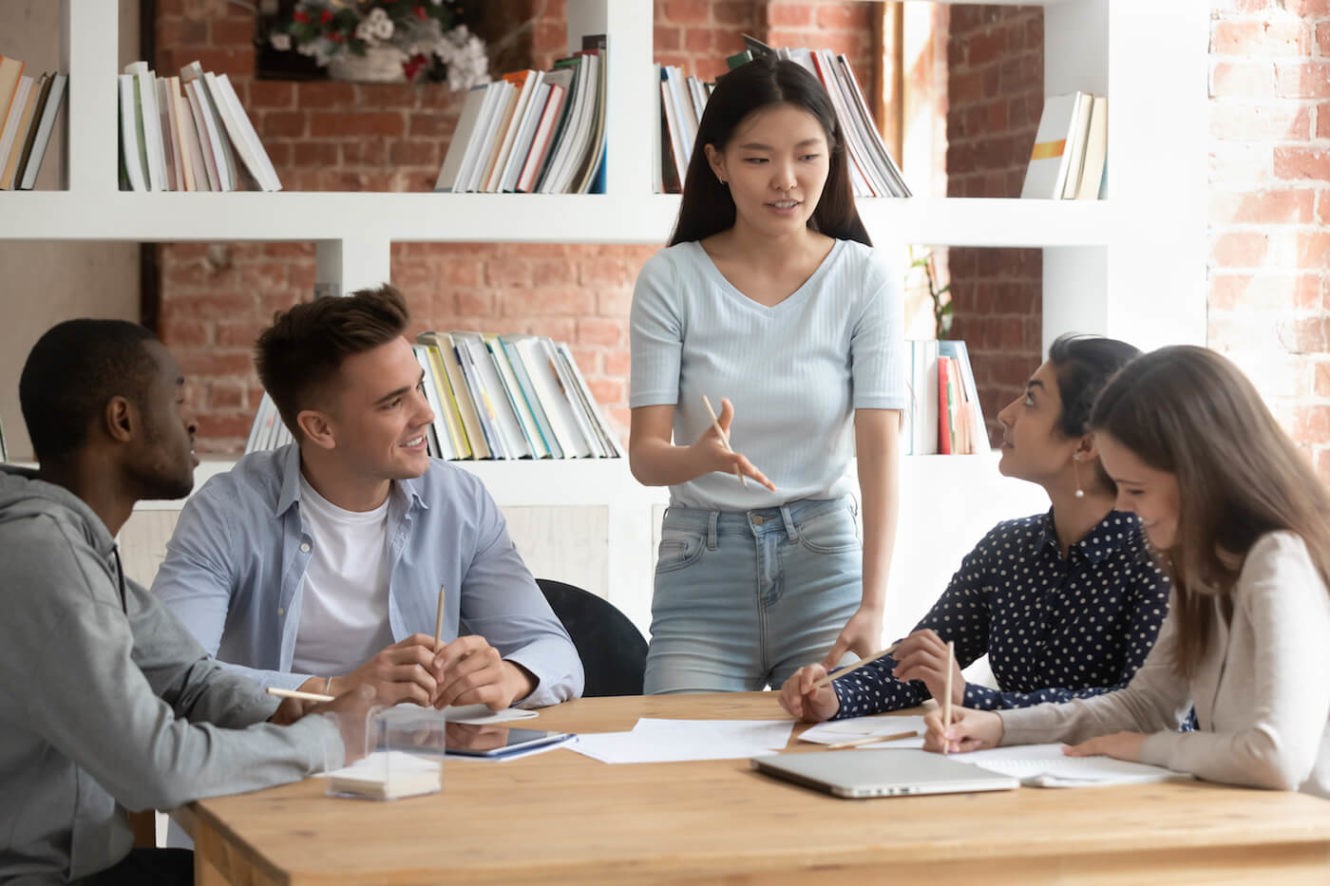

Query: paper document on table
left=798, top=715, right=927, bottom=749
left=442, top=703, right=539, bottom=725
left=959, top=743, right=1193, bottom=788
left=570, top=718, right=794, bottom=764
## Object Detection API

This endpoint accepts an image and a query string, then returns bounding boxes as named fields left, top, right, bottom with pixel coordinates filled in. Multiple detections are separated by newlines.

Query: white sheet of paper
left=570, top=718, right=794, bottom=764
left=958, top=743, right=1193, bottom=787
left=798, top=714, right=927, bottom=749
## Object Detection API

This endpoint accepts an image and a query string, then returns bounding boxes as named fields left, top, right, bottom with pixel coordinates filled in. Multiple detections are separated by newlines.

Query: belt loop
left=779, top=504, right=798, bottom=542
left=707, top=511, right=719, bottom=550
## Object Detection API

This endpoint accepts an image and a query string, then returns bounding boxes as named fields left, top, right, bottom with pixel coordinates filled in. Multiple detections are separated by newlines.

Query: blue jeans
left=644, top=496, right=862, bottom=694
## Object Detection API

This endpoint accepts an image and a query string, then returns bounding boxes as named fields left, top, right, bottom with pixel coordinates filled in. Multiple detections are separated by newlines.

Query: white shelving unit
left=7, top=0, right=1207, bottom=637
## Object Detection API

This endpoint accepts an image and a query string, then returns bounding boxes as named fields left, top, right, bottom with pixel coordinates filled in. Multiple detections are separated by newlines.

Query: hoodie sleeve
left=0, top=514, right=343, bottom=812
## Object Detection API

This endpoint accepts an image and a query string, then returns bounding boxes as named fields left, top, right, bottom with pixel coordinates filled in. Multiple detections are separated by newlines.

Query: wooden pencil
left=942, top=640, right=955, bottom=752
left=824, top=730, right=918, bottom=750
left=434, top=584, right=447, bottom=652
left=701, top=394, right=747, bottom=488
left=267, top=687, right=334, bottom=703
left=812, top=643, right=899, bottom=689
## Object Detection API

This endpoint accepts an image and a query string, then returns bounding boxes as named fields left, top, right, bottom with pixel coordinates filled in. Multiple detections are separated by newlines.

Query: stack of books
left=656, top=64, right=712, bottom=193
left=434, top=36, right=606, bottom=195
left=1021, top=91, right=1108, bottom=200
left=246, top=333, right=622, bottom=460
left=0, top=55, right=68, bottom=190
left=903, top=340, right=989, bottom=456
left=722, top=35, right=911, bottom=198
left=119, top=59, right=281, bottom=192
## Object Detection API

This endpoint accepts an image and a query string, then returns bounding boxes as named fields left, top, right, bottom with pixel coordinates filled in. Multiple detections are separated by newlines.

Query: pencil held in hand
left=825, top=730, right=918, bottom=750
left=812, top=643, right=899, bottom=689
left=941, top=640, right=955, bottom=752
left=701, top=394, right=747, bottom=488
left=434, top=584, right=446, bottom=652
left=267, top=687, right=335, bottom=703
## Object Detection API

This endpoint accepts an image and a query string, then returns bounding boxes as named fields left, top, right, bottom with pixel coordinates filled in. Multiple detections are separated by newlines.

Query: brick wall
left=1208, top=0, right=1330, bottom=478
left=156, top=0, right=799, bottom=453
left=944, top=5, right=1043, bottom=444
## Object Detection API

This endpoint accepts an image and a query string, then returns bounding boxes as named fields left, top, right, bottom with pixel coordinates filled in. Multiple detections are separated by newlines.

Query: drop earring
left=1072, top=453, right=1085, bottom=499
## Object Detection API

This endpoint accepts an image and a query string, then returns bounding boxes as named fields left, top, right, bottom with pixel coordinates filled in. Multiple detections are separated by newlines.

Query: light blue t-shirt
left=630, top=238, right=906, bottom=511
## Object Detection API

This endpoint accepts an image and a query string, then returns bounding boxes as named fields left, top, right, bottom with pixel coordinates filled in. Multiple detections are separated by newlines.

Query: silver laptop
left=750, top=749, right=1019, bottom=799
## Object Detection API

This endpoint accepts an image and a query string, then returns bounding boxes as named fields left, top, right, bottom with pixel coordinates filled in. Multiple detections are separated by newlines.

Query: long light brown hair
left=1089, top=345, right=1330, bottom=677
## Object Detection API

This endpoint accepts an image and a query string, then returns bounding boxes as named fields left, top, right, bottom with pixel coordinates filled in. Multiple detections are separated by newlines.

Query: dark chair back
left=537, top=578, right=647, bottom=697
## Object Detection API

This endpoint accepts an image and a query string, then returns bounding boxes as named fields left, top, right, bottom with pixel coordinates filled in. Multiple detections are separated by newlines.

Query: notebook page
left=960, top=743, right=1192, bottom=788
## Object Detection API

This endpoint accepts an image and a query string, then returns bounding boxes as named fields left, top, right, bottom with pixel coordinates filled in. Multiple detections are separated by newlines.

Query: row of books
left=0, top=56, right=67, bottom=190
left=119, top=60, right=281, bottom=193
left=1021, top=91, right=1108, bottom=200
left=656, top=64, right=712, bottom=193
left=247, top=333, right=622, bottom=460
left=729, top=36, right=912, bottom=199
left=903, top=339, right=990, bottom=456
left=434, top=37, right=606, bottom=195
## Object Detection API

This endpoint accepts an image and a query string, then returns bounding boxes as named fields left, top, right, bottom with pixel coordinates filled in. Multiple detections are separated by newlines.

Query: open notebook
left=961, top=744, right=1193, bottom=788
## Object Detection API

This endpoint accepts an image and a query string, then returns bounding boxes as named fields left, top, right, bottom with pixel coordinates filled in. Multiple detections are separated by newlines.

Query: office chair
left=536, top=579, right=648, bottom=697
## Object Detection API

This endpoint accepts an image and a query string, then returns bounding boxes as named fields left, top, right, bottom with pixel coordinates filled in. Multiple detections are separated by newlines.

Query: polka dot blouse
left=832, top=509, right=1170, bottom=718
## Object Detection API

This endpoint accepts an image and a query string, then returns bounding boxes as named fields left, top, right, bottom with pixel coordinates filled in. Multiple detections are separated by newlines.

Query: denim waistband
left=662, top=496, right=856, bottom=544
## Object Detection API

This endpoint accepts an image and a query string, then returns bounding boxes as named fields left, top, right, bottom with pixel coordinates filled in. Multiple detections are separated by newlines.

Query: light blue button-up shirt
left=154, top=445, right=583, bottom=708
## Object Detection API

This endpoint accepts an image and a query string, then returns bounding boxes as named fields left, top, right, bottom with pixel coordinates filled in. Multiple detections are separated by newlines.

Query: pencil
left=434, top=584, right=446, bottom=652
left=942, top=640, right=955, bottom=753
left=812, top=643, right=899, bottom=689
left=267, top=687, right=334, bottom=703
left=701, top=394, right=747, bottom=488
left=824, top=730, right=918, bottom=750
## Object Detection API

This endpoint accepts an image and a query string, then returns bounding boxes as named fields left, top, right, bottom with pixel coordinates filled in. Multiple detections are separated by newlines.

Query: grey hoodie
left=0, top=465, right=343, bottom=884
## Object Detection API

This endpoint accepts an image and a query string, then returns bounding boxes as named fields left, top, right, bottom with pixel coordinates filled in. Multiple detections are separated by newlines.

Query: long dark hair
left=1090, top=345, right=1330, bottom=677
left=668, top=55, right=869, bottom=246
left=1046, top=333, right=1141, bottom=493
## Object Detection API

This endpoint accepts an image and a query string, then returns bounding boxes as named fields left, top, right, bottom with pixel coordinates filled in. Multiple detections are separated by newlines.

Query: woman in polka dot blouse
left=781, top=334, right=1170, bottom=722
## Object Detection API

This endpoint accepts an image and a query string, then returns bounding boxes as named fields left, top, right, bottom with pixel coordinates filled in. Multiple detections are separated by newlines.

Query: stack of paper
left=327, top=751, right=442, bottom=800
left=571, top=718, right=794, bottom=764
left=798, top=714, right=927, bottom=749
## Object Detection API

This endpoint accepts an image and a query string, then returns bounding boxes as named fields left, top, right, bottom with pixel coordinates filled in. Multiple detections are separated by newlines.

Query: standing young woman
left=780, top=335, right=1170, bottom=721
left=629, top=56, right=906, bottom=693
left=927, top=346, right=1330, bottom=797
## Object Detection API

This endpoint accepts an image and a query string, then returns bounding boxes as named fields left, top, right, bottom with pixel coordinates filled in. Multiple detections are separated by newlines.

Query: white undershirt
left=290, top=475, right=395, bottom=677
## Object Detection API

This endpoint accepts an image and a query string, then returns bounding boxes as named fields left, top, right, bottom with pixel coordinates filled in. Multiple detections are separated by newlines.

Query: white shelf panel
left=2, top=191, right=1110, bottom=248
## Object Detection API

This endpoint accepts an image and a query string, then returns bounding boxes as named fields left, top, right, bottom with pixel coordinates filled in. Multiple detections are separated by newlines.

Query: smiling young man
left=1, top=320, right=371, bottom=885
left=154, top=285, right=583, bottom=711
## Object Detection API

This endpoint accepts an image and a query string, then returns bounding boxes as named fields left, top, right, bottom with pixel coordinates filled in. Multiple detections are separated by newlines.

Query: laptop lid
left=750, top=749, right=1020, bottom=799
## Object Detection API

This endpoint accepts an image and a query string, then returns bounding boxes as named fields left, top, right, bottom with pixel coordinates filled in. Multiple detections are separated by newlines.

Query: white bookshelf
left=9, top=0, right=1206, bottom=638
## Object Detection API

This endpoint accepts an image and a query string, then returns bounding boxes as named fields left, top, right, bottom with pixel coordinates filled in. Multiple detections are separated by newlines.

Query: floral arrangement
left=270, top=1, right=489, bottom=89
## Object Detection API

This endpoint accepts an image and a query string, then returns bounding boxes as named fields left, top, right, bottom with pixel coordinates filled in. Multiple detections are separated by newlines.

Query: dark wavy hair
left=255, top=284, right=410, bottom=437
left=1090, top=345, right=1330, bottom=677
left=668, top=55, right=869, bottom=246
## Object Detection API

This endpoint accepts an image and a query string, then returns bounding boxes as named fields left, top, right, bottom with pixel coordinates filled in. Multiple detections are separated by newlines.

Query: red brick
left=587, top=377, right=624, bottom=404
left=1274, top=147, right=1330, bottom=180
left=1315, top=362, right=1330, bottom=398
left=654, top=25, right=682, bottom=52
left=597, top=289, right=633, bottom=317
left=214, top=321, right=266, bottom=348
left=340, top=141, right=390, bottom=166
left=260, top=111, right=307, bottom=139
left=816, top=4, right=870, bottom=31
left=767, top=3, right=814, bottom=29
left=1319, top=23, right=1330, bottom=56
left=293, top=141, right=340, bottom=167
left=194, top=413, right=257, bottom=445
left=485, top=259, right=532, bottom=287
left=1210, top=103, right=1311, bottom=141
left=603, top=349, right=631, bottom=377
left=310, top=112, right=404, bottom=138
left=577, top=317, right=625, bottom=347
left=1275, top=61, right=1330, bottom=98
left=1319, top=190, right=1330, bottom=225
left=207, top=380, right=249, bottom=411
left=1210, top=274, right=1321, bottom=311
left=504, top=287, right=594, bottom=317
left=210, top=17, right=256, bottom=47
left=1299, top=230, right=1330, bottom=266
left=663, top=0, right=710, bottom=26
left=160, top=318, right=209, bottom=348
left=1209, top=188, right=1315, bottom=224
left=1285, top=0, right=1330, bottom=14
left=521, top=318, right=576, bottom=341
left=248, top=81, right=296, bottom=109
left=1294, top=405, right=1330, bottom=442
left=298, top=82, right=358, bottom=109
left=1212, top=20, right=1310, bottom=57
left=456, top=290, right=495, bottom=315
left=157, top=16, right=208, bottom=48
left=177, top=350, right=255, bottom=377
left=1210, top=61, right=1277, bottom=99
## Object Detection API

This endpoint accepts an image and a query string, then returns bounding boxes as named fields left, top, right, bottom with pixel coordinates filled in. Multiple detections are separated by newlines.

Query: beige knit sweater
left=998, top=531, right=1330, bottom=798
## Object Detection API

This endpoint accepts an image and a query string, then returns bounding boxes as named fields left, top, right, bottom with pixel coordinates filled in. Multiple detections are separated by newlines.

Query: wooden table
left=183, top=692, right=1330, bottom=884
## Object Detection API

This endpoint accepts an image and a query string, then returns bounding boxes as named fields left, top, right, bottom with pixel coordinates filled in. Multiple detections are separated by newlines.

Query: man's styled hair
left=255, top=284, right=410, bottom=435
left=19, top=319, right=159, bottom=463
